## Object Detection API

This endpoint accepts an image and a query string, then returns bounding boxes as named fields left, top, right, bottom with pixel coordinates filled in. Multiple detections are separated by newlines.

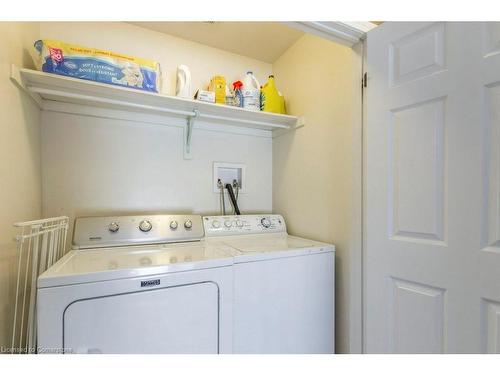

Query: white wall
left=41, top=111, right=272, bottom=218
left=0, top=22, right=41, bottom=349
left=272, top=34, right=362, bottom=353
left=39, top=22, right=274, bottom=236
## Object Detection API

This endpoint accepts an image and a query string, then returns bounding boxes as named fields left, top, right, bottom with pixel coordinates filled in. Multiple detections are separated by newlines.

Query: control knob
left=184, top=220, right=193, bottom=229
left=261, top=218, right=271, bottom=228
left=139, top=220, right=152, bottom=232
left=235, top=220, right=243, bottom=228
left=212, top=220, right=221, bottom=228
left=224, top=220, right=232, bottom=228
left=170, top=221, right=178, bottom=230
left=108, top=222, right=120, bottom=233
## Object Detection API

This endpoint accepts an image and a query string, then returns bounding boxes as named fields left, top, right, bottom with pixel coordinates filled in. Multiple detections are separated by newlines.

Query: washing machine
left=203, top=214, right=335, bottom=354
left=37, top=214, right=237, bottom=354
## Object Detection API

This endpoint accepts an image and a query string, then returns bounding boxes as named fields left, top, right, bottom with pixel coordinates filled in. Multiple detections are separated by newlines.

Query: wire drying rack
left=11, top=216, right=69, bottom=354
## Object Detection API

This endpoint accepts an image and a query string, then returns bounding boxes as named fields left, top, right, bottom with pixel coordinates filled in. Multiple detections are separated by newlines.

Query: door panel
left=483, top=84, right=500, bottom=250
left=482, top=23, right=500, bottom=57
left=479, top=21, right=500, bottom=354
left=366, top=22, right=495, bottom=353
left=389, top=97, right=445, bottom=242
left=390, top=278, right=445, bottom=353
left=389, top=23, right=446, bottom=86
left=482, top=299, right=500, bottom=353
left=64, top=282, right=219, bottom=354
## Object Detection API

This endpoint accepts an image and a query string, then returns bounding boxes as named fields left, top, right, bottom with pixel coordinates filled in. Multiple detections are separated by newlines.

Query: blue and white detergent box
left=34, top=39, right=161, bottom=93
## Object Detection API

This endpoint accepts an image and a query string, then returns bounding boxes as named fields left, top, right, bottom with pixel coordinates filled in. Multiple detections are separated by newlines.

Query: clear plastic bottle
left=232, top=80, right=244, bottom=107
left=225, top=85, right=234, bottom=106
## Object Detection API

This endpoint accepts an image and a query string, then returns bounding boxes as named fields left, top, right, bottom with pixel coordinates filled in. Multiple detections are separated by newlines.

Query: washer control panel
left=203, top=214, right=286, bottom=237
left=73, top=214, right=204, bottom=249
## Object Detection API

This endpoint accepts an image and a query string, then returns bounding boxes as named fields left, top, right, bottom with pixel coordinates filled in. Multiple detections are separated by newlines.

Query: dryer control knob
left=212, top=220, right=221, bottom=229
left=235, top=220, right=243, bottom=228
left=170, top=221, right=178, bottom=230
left=261, top=218, right=271, bottom=228
left=139, top=220, right=152, bottom=232
left=224, top=220, right=232, bottom=228
left=108, top=222, right=120, bottom=232
left=184, top=220, right=192, bottom=229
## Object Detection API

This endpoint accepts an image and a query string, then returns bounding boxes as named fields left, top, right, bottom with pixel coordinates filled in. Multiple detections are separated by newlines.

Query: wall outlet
left=213, top=162, right=246, bottom=193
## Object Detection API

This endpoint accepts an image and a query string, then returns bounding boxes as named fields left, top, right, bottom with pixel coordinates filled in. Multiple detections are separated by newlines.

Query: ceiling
left=128, top=22, right=305, bottom=63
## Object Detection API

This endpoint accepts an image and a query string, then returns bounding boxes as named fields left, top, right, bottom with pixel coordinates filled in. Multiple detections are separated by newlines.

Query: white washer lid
left=38, top=241, right=238, bottom=288
left=215, top=233, right=335, bottom=263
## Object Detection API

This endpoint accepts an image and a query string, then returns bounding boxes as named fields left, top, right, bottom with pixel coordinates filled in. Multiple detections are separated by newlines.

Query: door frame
left=286, top=22, right=377, bottom=47
left=349, top=40, right=365, bottom=354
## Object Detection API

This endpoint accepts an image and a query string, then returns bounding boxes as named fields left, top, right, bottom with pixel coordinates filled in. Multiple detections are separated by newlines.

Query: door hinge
left=362, top=72, right=368, bottom=88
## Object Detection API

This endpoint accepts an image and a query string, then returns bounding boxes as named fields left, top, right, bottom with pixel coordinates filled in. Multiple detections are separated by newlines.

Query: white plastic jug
left=175, top=65, right=191, bottom=98
left=242, top=71, right=260, bottom=111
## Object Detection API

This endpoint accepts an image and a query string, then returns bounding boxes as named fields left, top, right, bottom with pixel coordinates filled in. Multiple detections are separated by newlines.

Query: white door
left=64, top=282, right=219, bottom=354
left=365, top=22, right=500, bottom=353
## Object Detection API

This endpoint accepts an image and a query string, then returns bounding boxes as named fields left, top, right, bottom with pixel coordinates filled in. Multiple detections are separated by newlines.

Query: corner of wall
left=270, top=32, right=362, bottom=353
left=0, top=21, right=42, bottom=348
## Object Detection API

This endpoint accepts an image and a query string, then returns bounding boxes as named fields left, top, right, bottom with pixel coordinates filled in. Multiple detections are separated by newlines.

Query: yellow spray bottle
left=260, top=75, right=285, bottom=114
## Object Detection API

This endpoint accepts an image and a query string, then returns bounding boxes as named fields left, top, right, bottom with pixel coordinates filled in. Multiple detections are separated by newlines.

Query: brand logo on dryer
left=140, top=279, right=160, bottom=288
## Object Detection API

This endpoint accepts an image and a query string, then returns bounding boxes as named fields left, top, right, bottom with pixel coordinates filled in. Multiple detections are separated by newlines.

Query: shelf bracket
left=184, top=109, right=199, bottom=160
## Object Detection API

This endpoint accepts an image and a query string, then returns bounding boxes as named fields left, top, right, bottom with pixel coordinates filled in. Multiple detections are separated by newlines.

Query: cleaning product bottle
left=232, top=80, right=244, bottom=107
left=261, top=75, right=286, bottom=114
left=175, top=65, right=191, bottom=98
left=225, top=84, right=234, bottom=106
left=209, top=75, right=227, bottom=104
left=242, top=71, right=261, bottom=111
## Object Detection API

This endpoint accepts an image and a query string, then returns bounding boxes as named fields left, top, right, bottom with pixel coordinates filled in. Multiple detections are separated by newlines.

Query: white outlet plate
left=213, top=162, right=246, bottom=193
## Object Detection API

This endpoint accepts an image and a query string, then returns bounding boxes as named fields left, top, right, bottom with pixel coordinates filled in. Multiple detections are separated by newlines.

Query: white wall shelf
left=11, top=65, right=303, bottom=159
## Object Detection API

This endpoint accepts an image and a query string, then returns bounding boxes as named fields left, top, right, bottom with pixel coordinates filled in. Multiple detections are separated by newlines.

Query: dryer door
left=63, top=282, right=219, bottom=353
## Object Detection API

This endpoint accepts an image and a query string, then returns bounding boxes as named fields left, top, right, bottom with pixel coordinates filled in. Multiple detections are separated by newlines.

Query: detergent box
left=194, top=89, right=215, bottom=103
left=34, top=39, right=161, bottom=93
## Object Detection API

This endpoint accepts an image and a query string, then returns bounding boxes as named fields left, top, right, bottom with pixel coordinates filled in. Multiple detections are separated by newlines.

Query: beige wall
left=272, top=34, right=362, bottom=353
left=0, top=22, right=41, bottom=348
left=39, top=22, right=273, bottom=96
